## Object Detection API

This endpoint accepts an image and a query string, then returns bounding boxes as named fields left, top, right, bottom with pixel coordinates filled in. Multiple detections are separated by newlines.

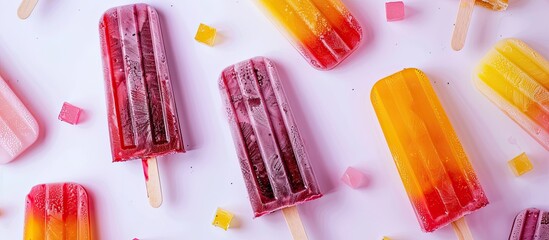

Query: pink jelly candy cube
left=58, top=102, right=82, bottom=125
left=386, top=1, right=405, bottom=22
left=341, top=167, right=366, bottom=188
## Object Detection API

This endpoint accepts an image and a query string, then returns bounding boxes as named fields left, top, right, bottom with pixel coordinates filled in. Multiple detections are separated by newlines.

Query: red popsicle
left=99, top=4, right=184, bottom=208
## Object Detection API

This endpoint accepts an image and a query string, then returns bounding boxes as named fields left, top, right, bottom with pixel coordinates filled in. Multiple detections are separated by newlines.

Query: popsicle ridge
left=99, top=4, right=184, bottom=162
left=220, top=57, right=321, bottom=217
left=256, top=0, right=362, bottom=70
left=509, top=208, right=549, bottom=240
left=371, top=69, right=488, bottom=232
left=475, top=39, right=549, bottom=150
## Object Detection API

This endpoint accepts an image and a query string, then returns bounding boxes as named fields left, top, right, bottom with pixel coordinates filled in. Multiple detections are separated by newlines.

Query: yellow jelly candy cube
left=195, top=23, right=217, bottom=46
left=212, top=208, right=233, bottom=230
left=508, top=153, right=533, bottom=176
left=382, top=237, right=391, bottom=240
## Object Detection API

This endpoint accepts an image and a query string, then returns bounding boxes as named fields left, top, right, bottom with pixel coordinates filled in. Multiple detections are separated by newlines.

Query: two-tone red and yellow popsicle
left=23, top=183, right=91, bottom=240
left=371, top=69, right=489, bottom=233
left=253, top=0, right=363, bottom=70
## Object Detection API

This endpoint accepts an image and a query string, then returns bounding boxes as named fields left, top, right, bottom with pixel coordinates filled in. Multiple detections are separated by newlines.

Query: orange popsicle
left=371, top=68, right=489, bottom=233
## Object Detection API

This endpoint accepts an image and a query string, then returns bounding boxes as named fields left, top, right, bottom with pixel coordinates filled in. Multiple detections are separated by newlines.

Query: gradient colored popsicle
left=99, top=3, right=184, bottom=162
left=0, top=74, right=38, bottom=164
left=475, top=39, right=549, bottom=151
left=253, top=0, right=362, bottom=70
left=509, top=208, right=549, bottom=240
left=23, top=183, right=91, bottom=240
left=371, top=68, right=489, bottom=232
left=476, top=0, right=508, bottom=11
left=219, top=57, right=322, bottom=217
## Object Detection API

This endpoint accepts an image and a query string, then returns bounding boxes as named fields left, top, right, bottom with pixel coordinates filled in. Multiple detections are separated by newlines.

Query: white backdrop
left=1, top=0, right=548, bottom=239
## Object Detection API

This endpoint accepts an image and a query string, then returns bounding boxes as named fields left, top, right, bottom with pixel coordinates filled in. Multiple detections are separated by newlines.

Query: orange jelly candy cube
left=508, top=153, right=533, bottom=176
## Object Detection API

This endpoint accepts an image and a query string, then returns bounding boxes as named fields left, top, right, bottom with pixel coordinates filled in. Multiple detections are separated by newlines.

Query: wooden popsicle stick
left=451, top=217, right=474, bottom=240
left=17, top=0, right=39, bottom=19
left=142, top=157, right=163, bottom=208
left=451, top=0, right=476, bottom=51
left=282, top=206, right=309, bottom=240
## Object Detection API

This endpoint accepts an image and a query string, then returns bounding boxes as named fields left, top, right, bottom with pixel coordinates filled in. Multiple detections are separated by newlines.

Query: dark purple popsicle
left=219, top=57, right=322, bottom=217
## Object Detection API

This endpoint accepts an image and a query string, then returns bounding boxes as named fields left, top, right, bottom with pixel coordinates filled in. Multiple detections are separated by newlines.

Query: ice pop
left=252, top=0, right=362, bottom=70
left=371, top=68, right=489, bottom=233
left=99, top=4, right=184, bottom=207
left=475, top=39, right=549, bottom=151
left=509, top=208, right=549, bottom=240
left=24, top=183, right=91, bottom=240
left=219, top=57, right=321, bottom=239
left=0, top=74, right=39, bottom=164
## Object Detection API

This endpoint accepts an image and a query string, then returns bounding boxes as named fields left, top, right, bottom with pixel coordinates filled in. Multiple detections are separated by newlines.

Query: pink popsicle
left=0, top=74, right=38, bottom=163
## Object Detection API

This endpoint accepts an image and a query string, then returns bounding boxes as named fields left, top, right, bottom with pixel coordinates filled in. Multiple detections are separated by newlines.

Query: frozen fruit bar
left=219, top=57, right=322, bottom=217
left=99, top=4, right=184, bottom=162
left=509, top=208, right=549, bottom=240
left=0, top=74, right=38, bottom=164
left=475, top=39, right=549, bottom=151
left=253, top=0, right=363, bottom=70
left=23, top=183, right=91, bottom=239
left=371, top=68, right=489, bottom=232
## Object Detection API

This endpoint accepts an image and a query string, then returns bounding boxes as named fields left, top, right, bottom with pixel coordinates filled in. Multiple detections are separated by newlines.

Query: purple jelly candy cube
left=58, top=102, right=82, bottom=125
left=386, top=1, right=405, bottom=22
left=341, top=167, right=366, bottom=189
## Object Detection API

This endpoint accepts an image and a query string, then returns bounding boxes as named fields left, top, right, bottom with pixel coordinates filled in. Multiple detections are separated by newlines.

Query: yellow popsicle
left=475, top=38, right=549, bottom=150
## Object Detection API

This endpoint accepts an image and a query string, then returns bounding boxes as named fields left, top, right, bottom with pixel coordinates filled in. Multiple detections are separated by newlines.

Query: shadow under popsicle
left=271, top=59, right=336, bottom=239
left=274, top=59, right=337, bottom=196
left=156, top=6, right=197, bottom=210
left=470, top=7, right=494, bottom=53
left=427, top=69, right=504, bottom=239
left=37, top=0, right=61, bottom=20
